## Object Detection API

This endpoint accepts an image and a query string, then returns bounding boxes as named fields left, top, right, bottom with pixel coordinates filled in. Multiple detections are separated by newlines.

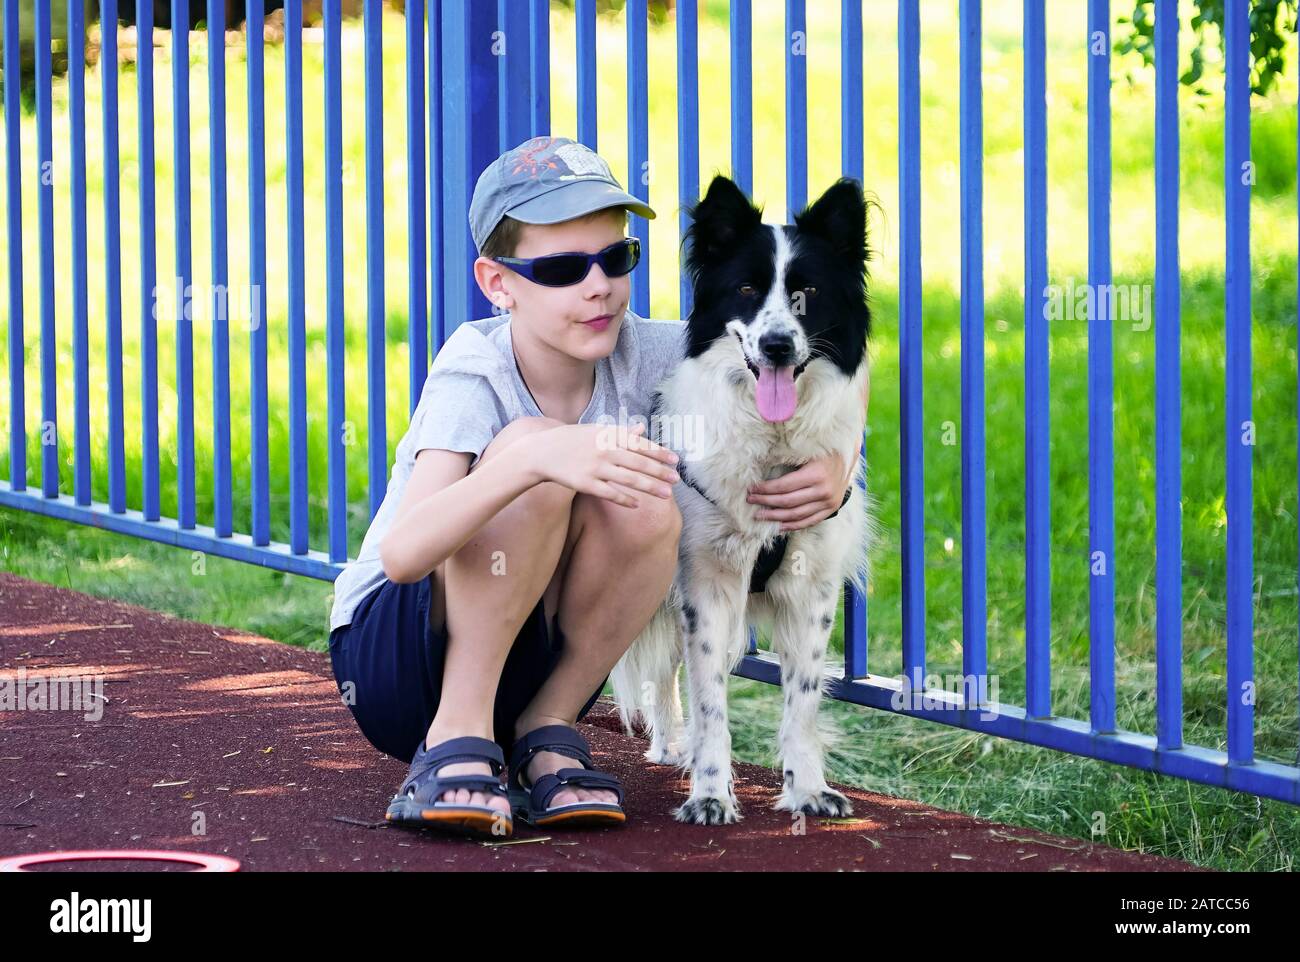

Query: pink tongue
left=755, top=365, right=798, bottom=422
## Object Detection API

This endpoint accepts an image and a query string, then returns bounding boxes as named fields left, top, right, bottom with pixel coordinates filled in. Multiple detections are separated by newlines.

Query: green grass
left=2, top=3, right=1300, bottom=869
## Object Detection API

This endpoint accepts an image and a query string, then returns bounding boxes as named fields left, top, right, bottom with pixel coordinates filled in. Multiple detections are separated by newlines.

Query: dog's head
left=681, top=174, right=871, bottom=423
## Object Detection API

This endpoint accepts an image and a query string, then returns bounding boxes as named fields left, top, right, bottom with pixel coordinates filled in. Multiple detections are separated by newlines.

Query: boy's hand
left=747, top=449, right=854, bottom=532
left=523, top=422, right=680, bottom=508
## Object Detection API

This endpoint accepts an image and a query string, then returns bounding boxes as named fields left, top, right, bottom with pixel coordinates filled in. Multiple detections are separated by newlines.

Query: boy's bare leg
left=419, top=416, right=681, bottom=813
left=419, top=417, right=576, bottom=814
left=512, top=483, right=682, bottom=807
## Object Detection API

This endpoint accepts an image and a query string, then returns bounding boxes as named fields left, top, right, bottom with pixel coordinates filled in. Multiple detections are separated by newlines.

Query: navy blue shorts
left=328, top=575, right=607, bottom=765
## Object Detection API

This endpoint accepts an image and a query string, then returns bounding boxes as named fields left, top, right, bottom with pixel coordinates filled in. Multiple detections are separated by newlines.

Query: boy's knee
left=476, top=416, right=566, bottom=468
left=494, top=416, right=565, bottom=447
left=516, top=476, right=577, bottom=517
left=476, top=417, right=575, bottom=515
left=588, top=491, right=681, bottom=551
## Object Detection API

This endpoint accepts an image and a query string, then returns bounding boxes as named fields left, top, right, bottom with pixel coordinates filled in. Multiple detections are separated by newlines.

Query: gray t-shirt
left=328, top=308, right=687, bottom=634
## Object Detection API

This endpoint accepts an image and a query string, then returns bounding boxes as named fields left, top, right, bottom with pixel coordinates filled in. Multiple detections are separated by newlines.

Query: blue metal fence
left=0, top=0, right=1297, bottom=806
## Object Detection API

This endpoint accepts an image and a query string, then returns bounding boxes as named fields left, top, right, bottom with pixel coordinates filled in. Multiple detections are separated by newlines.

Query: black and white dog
left=611, top=174, right=877, bottom=825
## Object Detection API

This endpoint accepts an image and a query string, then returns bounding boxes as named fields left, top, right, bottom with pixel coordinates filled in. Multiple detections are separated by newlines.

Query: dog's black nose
left=758, top=332, right=796, bottom=366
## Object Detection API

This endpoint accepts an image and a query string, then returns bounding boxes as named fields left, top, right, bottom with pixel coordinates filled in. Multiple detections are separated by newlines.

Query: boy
left=327, top=136, right=855, bottom=839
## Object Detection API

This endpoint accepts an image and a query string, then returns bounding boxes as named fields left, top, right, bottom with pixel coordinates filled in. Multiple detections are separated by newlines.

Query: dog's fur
left=610, top=174, right=878, bottom=825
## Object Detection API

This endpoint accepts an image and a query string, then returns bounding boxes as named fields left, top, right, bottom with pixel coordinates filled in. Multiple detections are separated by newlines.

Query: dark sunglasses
left=493, top=237, right=641, bottom=287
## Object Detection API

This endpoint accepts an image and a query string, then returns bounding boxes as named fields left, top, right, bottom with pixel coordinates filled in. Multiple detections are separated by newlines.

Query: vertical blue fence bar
left=285, top=0, right=308, bottom=554
left=137, top=0, right=159, bottom=521
left=730, top=0, right=752, bottom=197
left=102, top=0, right=125, bottom=514
left=529, top=0, right=550, bottom=138
left=408, top=0, right=428, bottom=409
left=842, top=513, right=869, bottom=677
left=959, top=0, right=988, bottom=700
left=208, top=0, right=232, bottom=538
left=577, top=0, right=597, bottom=150
left=172, top=0, right=195, bottom=530
left=35, top=0, right=56, bottom=499
left=840, top=0, right=866, bottom=678
left=677, top=0, right=698, bottom=319
left=1224, top=0, right=1254, bottom=765
left=69, top=0, right=90, bottom=506
left=840, top=0, right=862, bottom=183
left=785, top=0, right=806, bottom=219
left=1087, top=0, right=1116, bottom=733
left=4, top=0, right=25, bottom=492
left=440, top=1, right=497, bottom=330
left=628, top=0, right=651, bottom=317
left=1154, top=0, right=1183, bottom=751
left=246, top=0, right=269, bottom=546
left=325, top=0, right=347, bottom=564
left=364, top=0, right=386, bottom=519
left=499, top=0, right=531, bottom=159
left=430, top=0, right=446, bottom=351
left=441, top=1, right=472, bottom=333
left=1023, top=0, right=1050, bottom=717
left=898, top=0, right=925, bottom=681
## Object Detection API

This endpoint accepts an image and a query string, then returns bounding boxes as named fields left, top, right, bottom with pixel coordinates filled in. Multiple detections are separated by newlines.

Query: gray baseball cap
left=469, top=136, right=656, bottom=254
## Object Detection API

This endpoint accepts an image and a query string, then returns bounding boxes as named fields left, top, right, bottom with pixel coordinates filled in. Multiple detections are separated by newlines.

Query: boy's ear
left=473, top=257, right=516, bottom=312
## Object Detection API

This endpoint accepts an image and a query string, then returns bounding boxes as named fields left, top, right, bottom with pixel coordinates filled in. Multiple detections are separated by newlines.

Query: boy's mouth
left=582, top=314, right=614, bottom=331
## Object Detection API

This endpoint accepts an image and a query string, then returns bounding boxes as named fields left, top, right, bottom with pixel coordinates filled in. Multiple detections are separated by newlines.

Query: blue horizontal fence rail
left=0, top=0, right=1297, bottom=806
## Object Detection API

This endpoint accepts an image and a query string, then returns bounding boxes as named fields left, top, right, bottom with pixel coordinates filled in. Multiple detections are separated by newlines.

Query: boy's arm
left=379, top=442, right=543, bottom=585
left=381, top=420, right=677, bottom=582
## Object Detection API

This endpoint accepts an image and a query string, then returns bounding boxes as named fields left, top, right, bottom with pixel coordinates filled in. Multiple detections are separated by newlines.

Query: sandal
left=385, top=735, right=513, bottom=838
left=508, top=724, right=626, bottom=828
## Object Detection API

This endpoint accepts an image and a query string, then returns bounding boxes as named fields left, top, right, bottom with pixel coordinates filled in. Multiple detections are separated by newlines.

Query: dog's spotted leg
left=770, top=580, right=853, bottom=818
left=674, top=575, right=746, bottom=825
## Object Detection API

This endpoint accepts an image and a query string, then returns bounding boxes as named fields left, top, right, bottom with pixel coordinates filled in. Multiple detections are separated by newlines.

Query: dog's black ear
left=683, top=175, right=764, bottom=272
left=794, top=177, right=869, bottom=266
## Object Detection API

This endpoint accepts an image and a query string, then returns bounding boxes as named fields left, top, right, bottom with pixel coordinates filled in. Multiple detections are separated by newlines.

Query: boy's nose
left=583, top=263, right=613, bottom=295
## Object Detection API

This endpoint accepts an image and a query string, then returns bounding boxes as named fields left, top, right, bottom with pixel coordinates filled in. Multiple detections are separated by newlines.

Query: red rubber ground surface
left=0, top=572, right=1202, bottom=871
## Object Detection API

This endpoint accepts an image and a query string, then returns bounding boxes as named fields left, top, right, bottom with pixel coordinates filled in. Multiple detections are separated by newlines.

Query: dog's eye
left=737, top=284, right=756, bottom=297
left=802, top=286, right=818, bottom=298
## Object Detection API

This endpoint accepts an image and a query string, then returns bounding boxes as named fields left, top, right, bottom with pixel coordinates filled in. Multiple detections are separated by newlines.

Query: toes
left=567, top=788, right=616, bottom=805
left=456, top=790, right=506, bottom=811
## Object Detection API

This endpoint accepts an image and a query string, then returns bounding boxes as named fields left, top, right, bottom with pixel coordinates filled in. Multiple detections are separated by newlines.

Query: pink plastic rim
left=0, top=849, right=241, bottom=872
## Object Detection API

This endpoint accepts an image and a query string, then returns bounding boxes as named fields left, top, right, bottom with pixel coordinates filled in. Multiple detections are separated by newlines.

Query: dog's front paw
left=674, top=795, right=743, bottom=825
left=773, top=786, right=854, bottom=818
